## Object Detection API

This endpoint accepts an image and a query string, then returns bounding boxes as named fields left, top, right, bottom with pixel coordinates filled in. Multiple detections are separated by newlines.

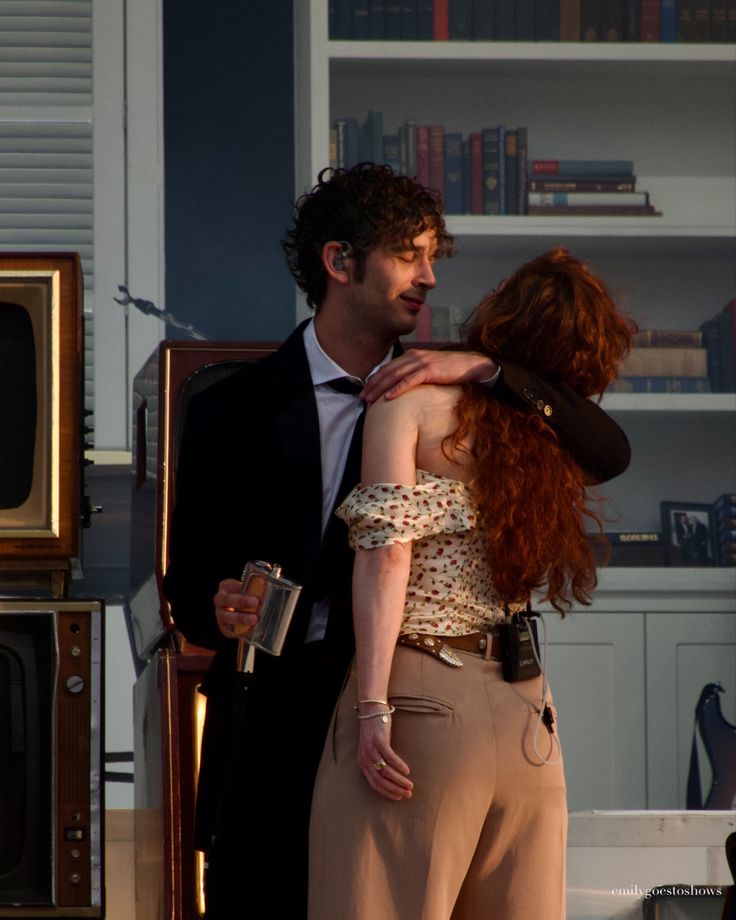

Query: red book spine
left=469, top=132, right=483, bottom=215
left=428, top=125, right=445, bottom=198
left=434, top=0, right=449, bottom=39
left=640, top=0, right=661, bottom=40
left=532, top=160, right=561, bottom=175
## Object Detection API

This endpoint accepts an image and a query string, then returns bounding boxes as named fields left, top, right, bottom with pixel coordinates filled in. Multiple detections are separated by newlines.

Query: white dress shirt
left=302, top=318, right=394, bottom=640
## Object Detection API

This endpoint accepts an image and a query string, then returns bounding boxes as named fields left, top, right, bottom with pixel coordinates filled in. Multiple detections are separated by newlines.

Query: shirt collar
left=302, top=317, right=394, bottom=387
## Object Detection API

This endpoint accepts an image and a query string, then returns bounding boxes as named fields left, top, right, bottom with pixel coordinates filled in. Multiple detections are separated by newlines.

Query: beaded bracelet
left=356, top=705, right=396, bottom=723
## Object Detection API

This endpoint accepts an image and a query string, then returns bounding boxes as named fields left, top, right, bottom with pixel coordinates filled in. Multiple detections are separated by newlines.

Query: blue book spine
left=462, top=139, right=471, bottom=214
left=531, top=159, right=635, bottom=177
left=700, top=316, right=723, bottom=392
left=353, top=0, right=371, bottom=39
left=514, top=0, right=535, bottom=38
left=369, top=0, right=387, bottom=38
left=718, top=308, right=735, bottom=392
left=399, top=0, right=417, bottom=38
left=660, top=0, right=678, bottom=39
left=443, top=132, right=464, bottom=214
left=333, top=0, right=353, bottom=38
left=535, top=0, right=560, bottom=38
left=416, top=0, right=434, bottom=38
left=385, top=1, right=402, bottom=37
left=450, top=0, right=473, bottom=37
left=496, top=0, right=515, bottom=38
left=473, top=0, right=496, bottom=38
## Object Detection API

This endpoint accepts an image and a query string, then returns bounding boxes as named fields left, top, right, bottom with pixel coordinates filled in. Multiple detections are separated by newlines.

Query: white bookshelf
left=293, top=0, right=736, bottom=542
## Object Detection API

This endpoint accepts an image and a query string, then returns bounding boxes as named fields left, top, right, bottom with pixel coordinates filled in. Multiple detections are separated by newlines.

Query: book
left=640, top=0, right=660, bottom=40
left=434, top=0, right=449, bottom=39
left=710, top=0, right=728, bottom=40
left=469, top=132, right=483, bottom=214
left=621, top=347, right=709, bottom=377
left=416, top=0, right=434, bottom=38
left=399, top=119, right=417, bottom=176
left=428, top=124, right=445, bottom=197
left=353, top=0, right=371, bottom=39
left=399, top=0, right=417, bottom=39
left=581, top=0, right=600, bottom=39
left=369, top=0, right=387, bottom=38
left=535, top=0, right=560, bottom=39
left=383, top=133, right=401, bottom=172
left=416, top=125, right=430, bottom=187
left=332, top=0, right=353, bottom=38
left=714, top=493, right=736, bottom=512
left=528, top=177, right=637, bottom=192
left=514, top=0, right=535, bottom=39
left=443, top=132, right=464, bottom=213
left=727, top=0, right=736, bottom=41
left=693, top=0, right=710, bottom=40
left=560, top=0, right=582, bottom=38
left=504, top=129, right=519, bottom=215
left=528, top=191, right=650, bottom=207
left=589, top=531, right=666, bottom=567
left=449, top=0, right=473, bottom=38
left=607, top=376, right=711, bottom=392
left=623, top=0, right=641, bottom=39
left=473, top=0, right=496, bottom=39
left=679, top=0, right=696, bottom=39
left=660, top=0, right=678, bottom=39
left=600, top=0, right=624, bottom=39
left=699, top=316, right=723, bottom=391
left=481, top=126, right=502, bottom=215
left=631, top=329, right=703, bottom=347
left=531, top=159, right=635, bottom=177
left=718, top=300, right=735, bottom=391
left=517, top=126, right=528, bottom=215
left=496, top=0, right=515, bottom=39
left=385, top=0, right=402, bottom=37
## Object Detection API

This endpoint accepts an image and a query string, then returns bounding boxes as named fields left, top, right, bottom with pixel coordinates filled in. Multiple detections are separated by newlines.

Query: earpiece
left=332, top=241, right=353, bottom=272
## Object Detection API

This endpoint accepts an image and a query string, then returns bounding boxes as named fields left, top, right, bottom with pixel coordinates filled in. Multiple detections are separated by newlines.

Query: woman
left=308, top=248, right=634, bottom=920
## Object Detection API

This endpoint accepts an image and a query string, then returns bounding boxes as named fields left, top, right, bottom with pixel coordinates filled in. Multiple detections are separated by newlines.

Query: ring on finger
left=373, top=758, right=387, bottom=771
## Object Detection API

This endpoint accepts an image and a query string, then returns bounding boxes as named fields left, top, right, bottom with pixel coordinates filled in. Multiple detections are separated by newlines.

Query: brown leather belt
left=397, top=630, right=501, bottom=668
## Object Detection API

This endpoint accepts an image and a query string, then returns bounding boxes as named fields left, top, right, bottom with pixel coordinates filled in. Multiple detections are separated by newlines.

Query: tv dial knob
left=66, top=675, right=85, bottom=694
left=69, top=872, right=82, bottom=886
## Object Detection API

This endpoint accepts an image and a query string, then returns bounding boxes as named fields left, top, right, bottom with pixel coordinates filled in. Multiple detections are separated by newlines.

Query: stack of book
left=714, top=492, right=736, bottom=566
left=328, top=1, right=735, bottom=43
left=331, top=113, right=529, bottom=214
left=588, top=531, right=666, bottom=566
left=527, top=160, right=660, bottom=217
left=699, top=299, right=736, bottom=393
left=608, top=327, right=710, bottom=393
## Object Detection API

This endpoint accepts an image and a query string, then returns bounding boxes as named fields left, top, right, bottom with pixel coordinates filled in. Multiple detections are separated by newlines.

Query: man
left=163, top=164, right=630, bottom=918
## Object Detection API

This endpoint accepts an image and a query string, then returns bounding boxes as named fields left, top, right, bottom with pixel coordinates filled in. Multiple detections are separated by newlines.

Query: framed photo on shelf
left=660, top=502, right=717, bottom=567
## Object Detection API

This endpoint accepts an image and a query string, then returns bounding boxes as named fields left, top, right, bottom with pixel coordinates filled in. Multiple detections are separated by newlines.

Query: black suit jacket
left=162, top=320, right=631, bottom=854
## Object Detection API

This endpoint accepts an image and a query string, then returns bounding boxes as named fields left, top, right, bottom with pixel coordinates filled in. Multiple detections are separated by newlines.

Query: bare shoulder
left=368, top=383, right=462, bottom=421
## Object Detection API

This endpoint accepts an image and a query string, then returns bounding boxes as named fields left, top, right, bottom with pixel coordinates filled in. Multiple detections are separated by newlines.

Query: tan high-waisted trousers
left=309, top=640, right=567, bottom=920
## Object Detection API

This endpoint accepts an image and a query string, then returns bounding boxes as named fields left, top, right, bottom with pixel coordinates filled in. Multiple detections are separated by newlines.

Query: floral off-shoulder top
left=336, top=470, right=519, bottom=635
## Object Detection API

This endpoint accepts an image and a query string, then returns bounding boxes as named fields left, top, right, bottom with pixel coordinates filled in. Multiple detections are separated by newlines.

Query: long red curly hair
left=450, top=248, right=635, bottom=614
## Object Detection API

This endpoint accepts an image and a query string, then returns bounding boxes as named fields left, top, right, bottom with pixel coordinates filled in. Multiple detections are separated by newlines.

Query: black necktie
left=325, top=376, right=364, bottom=396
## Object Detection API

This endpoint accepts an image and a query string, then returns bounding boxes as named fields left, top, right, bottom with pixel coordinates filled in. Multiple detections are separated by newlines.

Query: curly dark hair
left=282, top=163, right=454, bottom=309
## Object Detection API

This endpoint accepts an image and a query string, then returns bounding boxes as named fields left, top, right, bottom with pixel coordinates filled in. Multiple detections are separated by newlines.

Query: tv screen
left=0, top=613, right=54, bottom=904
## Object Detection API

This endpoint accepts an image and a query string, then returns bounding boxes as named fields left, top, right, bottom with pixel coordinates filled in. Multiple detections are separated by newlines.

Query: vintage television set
left=0, top=598, right=103, bottom=918
left=129, top=340, right=276, bottom=920
left=0, top=253, right=84, bottom=597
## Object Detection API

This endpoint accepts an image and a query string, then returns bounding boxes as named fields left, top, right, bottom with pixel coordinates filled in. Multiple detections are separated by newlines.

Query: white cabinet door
left=545, top=611, right=647, bottom=810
